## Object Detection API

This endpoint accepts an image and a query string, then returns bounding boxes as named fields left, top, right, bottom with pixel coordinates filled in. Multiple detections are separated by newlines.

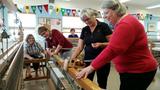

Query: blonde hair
left=80, top=8, right=99, bottom=20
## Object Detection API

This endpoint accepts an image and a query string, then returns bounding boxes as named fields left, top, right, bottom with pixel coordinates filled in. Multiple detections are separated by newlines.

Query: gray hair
left=101, top=0, right=127, bottom=17
left=80, top=8, right=99, bottom=20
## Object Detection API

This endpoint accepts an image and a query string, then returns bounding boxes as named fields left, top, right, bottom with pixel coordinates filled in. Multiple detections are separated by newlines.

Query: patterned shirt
left=25, top=42, right=44, bottom=56
left=46, top=29, right=73, bottom=52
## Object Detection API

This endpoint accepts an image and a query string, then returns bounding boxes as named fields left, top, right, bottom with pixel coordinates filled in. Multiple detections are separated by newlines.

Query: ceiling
left=12, top=0, right=160, bottom=7
left=125, top=0, right=160, bottom=7
left=56, top=0, right=160, bottom=8
left=12, top=0, right=160, bottom=14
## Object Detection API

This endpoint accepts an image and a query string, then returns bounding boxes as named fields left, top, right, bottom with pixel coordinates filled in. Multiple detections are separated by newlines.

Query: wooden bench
left=52, top=55, right=101, bottom=90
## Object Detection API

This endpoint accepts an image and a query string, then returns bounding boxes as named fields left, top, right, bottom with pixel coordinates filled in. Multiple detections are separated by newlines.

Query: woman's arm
left=24, top=50, right=34, bottom=60
left=70, top=39, right=84, bottom=60
left=54, top=44, right=62, bottom=55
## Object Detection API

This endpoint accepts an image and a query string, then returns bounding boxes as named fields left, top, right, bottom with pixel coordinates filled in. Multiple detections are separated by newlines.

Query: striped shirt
left=25, top=42, right=44, bottom=56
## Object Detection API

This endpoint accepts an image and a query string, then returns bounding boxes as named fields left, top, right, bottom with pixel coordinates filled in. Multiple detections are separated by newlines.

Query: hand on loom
left=76, top=65, right=95, bottom=79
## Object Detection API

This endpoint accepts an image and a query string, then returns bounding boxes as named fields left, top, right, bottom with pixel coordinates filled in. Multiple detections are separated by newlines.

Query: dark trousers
left=30, top=54, right=43, bottom=71
left=85, top=62, right=111, bottom=89
left=119, top=69, right=157, bottom=90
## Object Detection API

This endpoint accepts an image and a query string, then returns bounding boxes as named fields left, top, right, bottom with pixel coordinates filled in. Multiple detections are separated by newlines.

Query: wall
left=55, top=0, right=101, bottom=10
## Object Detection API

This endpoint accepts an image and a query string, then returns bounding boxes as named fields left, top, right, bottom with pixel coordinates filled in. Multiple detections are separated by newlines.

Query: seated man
left=24, top=34, right=46, bottom=78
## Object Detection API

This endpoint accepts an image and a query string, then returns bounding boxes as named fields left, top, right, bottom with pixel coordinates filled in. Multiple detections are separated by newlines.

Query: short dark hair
left=70, top=28, right=75, bottom=32
left=38, top=26, right=48, bottom=35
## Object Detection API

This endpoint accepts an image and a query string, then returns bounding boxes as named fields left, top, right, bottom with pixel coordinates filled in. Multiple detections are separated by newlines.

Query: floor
left=94, top=65, right=160, bottom=90
left=22, top=79, right=50, bottom=90
left=22, top=65, right=160, bottom=90
left=21, top=67, right=50, bottom=90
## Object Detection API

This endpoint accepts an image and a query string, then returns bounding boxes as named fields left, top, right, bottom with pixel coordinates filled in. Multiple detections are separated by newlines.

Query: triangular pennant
left=49, top=4, right=54, bottom=15
left=44, top=4, right=48, bottom=13
left=76, top=9, right=81, bottom=16
left=72, top=9, right=76, bottom=16
left=31, top=6, right=36, bottom=13
left=66, top=9, right=71, bottom=16
left=25, top=6, right=30, bottom=13
left=18, top=7, right=24, bottom=13
left=17, top=8, right=22, bottom=13
left=61, top=8, right=66, bottom=16
left=38, top=5, right=43, bottom=13
left=15, top=4, right=22, bottom=13
left=55, top=6, right=60, bottom=14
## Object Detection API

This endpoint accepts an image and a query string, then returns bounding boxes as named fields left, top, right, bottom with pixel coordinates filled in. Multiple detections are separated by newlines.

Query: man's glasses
left=28, top=37, right=34, bottom=40
left=40, top=31, right=46, bottom=37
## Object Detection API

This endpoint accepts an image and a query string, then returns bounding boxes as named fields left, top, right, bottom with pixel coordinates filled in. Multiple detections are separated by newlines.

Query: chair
left=24, top=58, right=48, bottom=81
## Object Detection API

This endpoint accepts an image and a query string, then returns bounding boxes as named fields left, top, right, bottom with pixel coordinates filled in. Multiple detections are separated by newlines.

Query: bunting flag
left=38, top=5, right=43, bottom=13
left=49, top=4, right=54, bottom=15
left=72, top=9, right=76, bottom=16
left=25, top=6, right=30, bottom=13
left=17, top=4, right=94, bottom=17
left=44, top=4, right=48, bottom=13
left=17, top=8, right=22, bottom=13
left=55, top=6, right=60, bottom=14
left=17, top=4, right=24, bottom=13
left=77, top=9, right=81, bottom=16
left=15, top=4, right=22, bottom=13
left=31, top=6, right=36, bottom=13
left=17, top=7, right=23, bottom=13
left=61, top=8, right=66, bottom=16
left=66, top=9, right=71, bottom=16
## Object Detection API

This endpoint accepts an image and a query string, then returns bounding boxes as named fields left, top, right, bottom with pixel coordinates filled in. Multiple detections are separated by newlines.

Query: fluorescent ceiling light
left=119, top=0, right=130, bottom=3
left=64, top=0, right=71, bottom=1
left=146, top=4, right=160, bottom=9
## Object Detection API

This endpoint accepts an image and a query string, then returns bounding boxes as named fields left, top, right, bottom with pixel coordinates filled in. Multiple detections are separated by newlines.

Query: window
left=8, top=13, right=37, bottom=40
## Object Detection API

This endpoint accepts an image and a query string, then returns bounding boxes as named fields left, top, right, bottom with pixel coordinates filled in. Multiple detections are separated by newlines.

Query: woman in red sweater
left=76, top=0, right=158, bottom=90
left=38, top=26, right=73, bottom=59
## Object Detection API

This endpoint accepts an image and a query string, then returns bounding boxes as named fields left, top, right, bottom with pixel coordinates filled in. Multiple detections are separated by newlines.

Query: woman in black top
left=70, top=8, right=112, bottom=89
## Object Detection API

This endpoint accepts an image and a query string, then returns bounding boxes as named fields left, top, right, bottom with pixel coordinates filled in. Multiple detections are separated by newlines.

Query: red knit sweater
left=91, top=14, right=158, bottom=73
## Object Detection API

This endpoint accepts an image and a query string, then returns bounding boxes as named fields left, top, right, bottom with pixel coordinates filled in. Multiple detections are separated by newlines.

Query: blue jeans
left=60, top=50, right=72, bottom=60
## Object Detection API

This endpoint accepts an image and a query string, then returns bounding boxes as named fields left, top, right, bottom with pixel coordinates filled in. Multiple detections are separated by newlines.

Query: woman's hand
left=76, top=65, right=95, bottom=79
left=28, top=57, right=34, bottom=60
left=46, top=49, right=53, bottom=56
left=91, top=42, right=101, bottom=48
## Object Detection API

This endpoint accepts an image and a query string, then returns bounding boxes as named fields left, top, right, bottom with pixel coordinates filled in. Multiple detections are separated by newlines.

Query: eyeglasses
left=28, top=37, right=34, bottom=39
left=103, top=9, right=115, bottom=19
left=40, top=31, right=46, bottom=37
left=102, top=10, right=109, bottom=18
left=82, top=17, right=91, bottom=22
